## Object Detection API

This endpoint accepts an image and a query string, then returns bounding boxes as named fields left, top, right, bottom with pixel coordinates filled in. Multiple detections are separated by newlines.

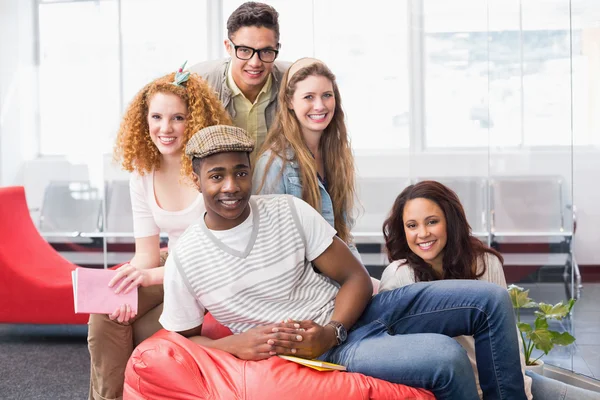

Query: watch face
left=339, top=327, right=348, bottom=343
left=335, top=324, right=348, bottom=344
left=329, top=321, right=348, bottom=345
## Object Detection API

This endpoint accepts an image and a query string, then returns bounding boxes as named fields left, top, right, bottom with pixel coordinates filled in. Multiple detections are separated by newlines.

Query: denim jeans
left=319, top=280, right=527, bottom=400
left=526, top=370, right=600, bottom=400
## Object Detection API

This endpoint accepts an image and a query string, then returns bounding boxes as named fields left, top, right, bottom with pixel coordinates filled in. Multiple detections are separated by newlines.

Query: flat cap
left=185, top=125, right=255, bottom=159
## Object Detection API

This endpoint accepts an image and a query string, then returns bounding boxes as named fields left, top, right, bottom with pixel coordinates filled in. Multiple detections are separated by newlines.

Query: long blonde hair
left=257, top=62, right=356, bottom=244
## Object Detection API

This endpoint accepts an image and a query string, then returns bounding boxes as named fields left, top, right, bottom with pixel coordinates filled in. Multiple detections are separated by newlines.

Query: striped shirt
left=161, top=195, right=339, bottom=334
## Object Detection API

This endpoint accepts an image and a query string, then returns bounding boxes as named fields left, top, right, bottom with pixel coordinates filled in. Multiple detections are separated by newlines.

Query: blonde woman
left=253, top=58, right=357, bottom=253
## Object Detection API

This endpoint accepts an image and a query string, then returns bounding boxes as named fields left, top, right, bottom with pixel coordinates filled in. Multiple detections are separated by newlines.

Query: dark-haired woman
left=380, top=180, right=600, bottom=400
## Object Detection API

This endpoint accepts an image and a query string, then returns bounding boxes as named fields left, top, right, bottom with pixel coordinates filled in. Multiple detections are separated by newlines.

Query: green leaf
left=551, top=331, right=576, bottom=346
left=507, top=284, right=523, bottom=292
left=518, top=322, right=532, bottom=333
left=509, top=287, right=577, bottom=361
left=567, top=298, right=576, bottom=313
left=508, top=285, right=536, bottom=308
left=531, top=330, right=553, bottom=354
left=534, top=318, right=548, bottom=330
left=537, top=302, right=572, bottom=320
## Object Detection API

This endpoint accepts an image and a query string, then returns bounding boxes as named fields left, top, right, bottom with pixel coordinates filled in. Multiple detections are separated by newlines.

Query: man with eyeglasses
left=191, top=2, right=290, bottom=157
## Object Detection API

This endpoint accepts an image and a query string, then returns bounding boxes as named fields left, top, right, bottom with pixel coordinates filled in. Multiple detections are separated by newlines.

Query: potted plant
left=507, top=284, right=576, bottom=374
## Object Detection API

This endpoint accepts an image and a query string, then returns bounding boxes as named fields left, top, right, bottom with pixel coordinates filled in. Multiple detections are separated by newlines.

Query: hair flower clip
left=172, top=61, right=190, bottom=87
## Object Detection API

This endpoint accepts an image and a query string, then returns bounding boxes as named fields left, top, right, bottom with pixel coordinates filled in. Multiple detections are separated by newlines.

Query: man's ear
left=192, top=172, right=202, bottom=192
left=224, top=39, right=232, bottom=55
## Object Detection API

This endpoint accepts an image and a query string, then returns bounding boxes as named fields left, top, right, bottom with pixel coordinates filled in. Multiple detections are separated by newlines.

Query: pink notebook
left=71, top=267, right=138, bottom=314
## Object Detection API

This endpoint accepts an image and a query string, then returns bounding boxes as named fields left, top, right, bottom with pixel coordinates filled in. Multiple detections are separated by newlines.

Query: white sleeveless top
left=129, top=170, right=204, bottom=249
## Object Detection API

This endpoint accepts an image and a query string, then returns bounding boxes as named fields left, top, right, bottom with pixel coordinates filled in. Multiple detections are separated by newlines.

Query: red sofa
left=124, top=314, right=435, bottom=400
left=0, top=186, right=88, bottom=324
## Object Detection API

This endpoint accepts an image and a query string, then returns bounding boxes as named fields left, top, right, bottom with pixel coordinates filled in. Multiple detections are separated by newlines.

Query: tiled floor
left=517, top=282, right=600, bottom=379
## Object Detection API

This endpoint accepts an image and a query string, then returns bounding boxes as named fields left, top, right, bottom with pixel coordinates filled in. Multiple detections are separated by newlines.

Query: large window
left=38, top=0, right=209, bottom=159
left=423, top=0, right=600, bottom=148
left=38, top=0, right=120, bottom=157
left=423, top=0, right=490, bottom=148
left=314, top=1, right=410, bottom=150
left=35, top=0, right=600, bottom=157
left=120, top=0, right=208, bottom=103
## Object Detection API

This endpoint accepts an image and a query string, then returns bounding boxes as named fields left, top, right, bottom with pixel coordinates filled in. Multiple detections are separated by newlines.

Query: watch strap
left=326, top=320, right=346, bottom=345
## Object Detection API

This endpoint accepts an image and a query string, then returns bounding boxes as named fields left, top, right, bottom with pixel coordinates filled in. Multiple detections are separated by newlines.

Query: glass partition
left=413, top=0, right=587, bottom=377
left=33, top=0, right=120, bottom=269
left=486, top=0, right=577, bottom=373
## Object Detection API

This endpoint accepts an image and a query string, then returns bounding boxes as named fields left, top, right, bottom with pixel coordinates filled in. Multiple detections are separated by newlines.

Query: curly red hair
left=114, top=72, right=231, bottom=177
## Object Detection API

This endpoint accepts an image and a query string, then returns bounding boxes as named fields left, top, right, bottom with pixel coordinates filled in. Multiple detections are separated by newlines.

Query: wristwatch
left=326, top=320, right=347, bottom=345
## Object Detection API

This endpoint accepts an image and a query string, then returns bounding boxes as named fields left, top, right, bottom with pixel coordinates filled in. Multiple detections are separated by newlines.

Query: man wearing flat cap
left=159, top=124, right=369, bottom=360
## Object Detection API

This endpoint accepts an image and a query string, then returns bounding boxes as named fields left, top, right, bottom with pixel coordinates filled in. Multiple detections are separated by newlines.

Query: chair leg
left=563, top=253, right=572, bottom=301
left=563, top=253, right=582, bottom=310
left=573, top=256, right=582, bottom=300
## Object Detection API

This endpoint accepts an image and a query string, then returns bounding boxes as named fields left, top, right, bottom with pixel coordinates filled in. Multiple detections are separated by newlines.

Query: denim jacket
left=253, top=149, right=361, bottom=259
left=253, top=149, right=335, bottom=227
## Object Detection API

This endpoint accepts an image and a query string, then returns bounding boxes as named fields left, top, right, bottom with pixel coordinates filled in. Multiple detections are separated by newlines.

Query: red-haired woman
left=87, top=67, right=230, bottom=400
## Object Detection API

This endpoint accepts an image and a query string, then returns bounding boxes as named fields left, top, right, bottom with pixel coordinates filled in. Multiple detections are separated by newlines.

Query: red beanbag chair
left=124, top=315, right=434, bottom=400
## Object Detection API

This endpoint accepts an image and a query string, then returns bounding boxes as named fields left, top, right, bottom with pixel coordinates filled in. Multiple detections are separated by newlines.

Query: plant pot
left=525, top=359, right=545, bottom=376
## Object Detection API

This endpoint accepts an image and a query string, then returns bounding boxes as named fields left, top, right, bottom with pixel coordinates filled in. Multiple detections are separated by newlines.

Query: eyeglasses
left=229, top=40, right=280, bottom=63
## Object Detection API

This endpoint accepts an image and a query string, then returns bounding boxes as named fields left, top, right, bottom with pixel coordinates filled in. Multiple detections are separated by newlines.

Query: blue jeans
left=526, top=371, right=600, bottom=399
left=319, top=280, right=527, bottom=400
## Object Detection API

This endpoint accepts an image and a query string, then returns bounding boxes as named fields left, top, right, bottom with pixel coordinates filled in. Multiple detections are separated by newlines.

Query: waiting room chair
left=104, top=180, right=134, bottom=244
left=489, top=176, right=581, bottom=300
left=353, top=176, right=412, bottom=242
left=39, top=181, right=103, bottom=243
left=351, top=177, right=411, bottom=276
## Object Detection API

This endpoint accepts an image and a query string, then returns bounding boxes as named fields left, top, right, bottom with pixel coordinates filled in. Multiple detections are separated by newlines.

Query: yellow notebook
left=278, top=355, right=346, bottom=372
